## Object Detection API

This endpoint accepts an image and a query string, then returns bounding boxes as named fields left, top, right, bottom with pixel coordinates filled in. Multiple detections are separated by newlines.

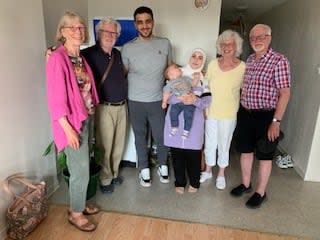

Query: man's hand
left=45, top=46, right=56, bottom=61
left=268, top=87, right=290, bottom=142
left=268, top=122, right=280, bottom=142
left=161, top=101, right=167, bottom=109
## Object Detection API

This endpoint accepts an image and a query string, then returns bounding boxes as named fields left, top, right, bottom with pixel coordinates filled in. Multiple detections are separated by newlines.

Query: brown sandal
left=83, top=204, right=99, bottom=215
left=68, top=205, right=99, bottom=216
left=188, top=186, right=198, bottom=193
left=68, top=214, right=96, bottom=232
left=175, top=187, right=185, bottom=195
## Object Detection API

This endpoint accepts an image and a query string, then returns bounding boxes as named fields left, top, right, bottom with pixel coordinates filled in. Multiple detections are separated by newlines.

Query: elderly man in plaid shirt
left=230, top=24, right=291, bottom=209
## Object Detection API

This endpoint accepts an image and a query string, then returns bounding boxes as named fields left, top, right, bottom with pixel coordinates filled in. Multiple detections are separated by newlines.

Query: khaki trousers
left=95, top=103, right=127, bottom=185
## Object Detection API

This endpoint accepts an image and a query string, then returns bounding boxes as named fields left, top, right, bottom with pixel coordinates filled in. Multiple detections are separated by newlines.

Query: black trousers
left=171, top=147, right=201, bottom=189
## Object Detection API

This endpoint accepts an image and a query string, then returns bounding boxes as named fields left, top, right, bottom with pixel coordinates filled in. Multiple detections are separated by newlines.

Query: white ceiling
left=221, top=0, right=288, bottom=23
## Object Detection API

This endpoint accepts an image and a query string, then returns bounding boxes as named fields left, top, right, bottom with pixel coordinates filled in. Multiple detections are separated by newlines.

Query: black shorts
left=235, top=105, right=279, bottom=160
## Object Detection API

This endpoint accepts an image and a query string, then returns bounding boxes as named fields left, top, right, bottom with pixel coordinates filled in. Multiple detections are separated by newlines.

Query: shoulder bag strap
left=99, top=54, right=115, bottom=90
left=3, top=174, right=38, bottom=204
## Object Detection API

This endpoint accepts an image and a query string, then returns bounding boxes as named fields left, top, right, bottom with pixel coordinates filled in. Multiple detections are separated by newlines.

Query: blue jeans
left=170, top=102, right=196, bottom=131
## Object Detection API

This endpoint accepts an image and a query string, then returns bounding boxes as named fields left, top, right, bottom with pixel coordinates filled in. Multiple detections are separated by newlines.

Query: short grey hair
left=250, top=24, right=272, bottom=36
left=95, top=17, right=121, bottom=39
left=216, top=29, right=243, bottom=57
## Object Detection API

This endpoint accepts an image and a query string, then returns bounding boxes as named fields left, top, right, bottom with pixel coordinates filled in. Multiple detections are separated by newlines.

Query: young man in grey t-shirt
left=122, top=6, right=173, bottom=187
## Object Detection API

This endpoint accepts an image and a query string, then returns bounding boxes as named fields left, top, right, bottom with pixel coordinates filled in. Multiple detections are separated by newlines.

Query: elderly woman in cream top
left=201, top=30, right=245, bottom=190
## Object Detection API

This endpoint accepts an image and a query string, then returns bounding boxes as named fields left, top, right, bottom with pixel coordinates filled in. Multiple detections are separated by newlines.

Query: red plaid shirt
left=241, top=48, right=291, bottom=109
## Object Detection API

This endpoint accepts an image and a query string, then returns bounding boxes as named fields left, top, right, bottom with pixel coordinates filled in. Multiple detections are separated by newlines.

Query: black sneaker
left=246, top=192, right=267, bottom=209
left=111, top=177, right=123, bottom=185
left=230, top=183, right=252, bottom=197
left=100, top=184, right=114, bottom=194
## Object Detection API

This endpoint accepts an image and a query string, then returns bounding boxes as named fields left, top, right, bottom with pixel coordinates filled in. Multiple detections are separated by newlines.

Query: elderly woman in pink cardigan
left=46, top=12, right=99, bottom=232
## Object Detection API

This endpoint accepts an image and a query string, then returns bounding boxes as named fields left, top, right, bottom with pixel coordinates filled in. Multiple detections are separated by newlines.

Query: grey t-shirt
left=121, top=37, right=172, bottom=102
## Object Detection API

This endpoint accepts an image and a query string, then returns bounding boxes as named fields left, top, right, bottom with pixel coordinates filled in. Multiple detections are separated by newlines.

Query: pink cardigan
left=46, top=45, right=99, bottom=151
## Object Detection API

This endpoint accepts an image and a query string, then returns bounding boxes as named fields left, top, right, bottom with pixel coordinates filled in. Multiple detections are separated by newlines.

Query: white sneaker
left=216, top=176, right=226, bottom=190
left=139, top=168, right=151, bottom=187
left=277, top=158, right=288, bottom=168
left=157, top=165, right=170, bottom=183
left=275, top=155, right=283, bottom=164
left=284, top=155, right=294, bottom=168
left=181, top=130, right=190, bottom=140
left=200, top=172, right=212, bottom=183
left=277, top=154, right=293, bottom=168
left=169, top=128, right=178, bottom=137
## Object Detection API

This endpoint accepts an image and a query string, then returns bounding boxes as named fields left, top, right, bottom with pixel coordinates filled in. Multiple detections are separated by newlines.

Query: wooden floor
left=26, top=205, right=307, bottom=240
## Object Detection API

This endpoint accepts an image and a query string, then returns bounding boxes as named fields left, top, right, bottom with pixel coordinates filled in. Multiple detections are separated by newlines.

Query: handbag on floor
left=3, top=173, right=48, bottom=239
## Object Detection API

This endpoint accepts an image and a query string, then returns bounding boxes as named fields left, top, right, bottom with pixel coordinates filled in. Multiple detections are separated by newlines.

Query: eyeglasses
left=249, top=34, right=271, bottom=42
left=99, top=29, right=118, bottom=38
left=63, top=26, right=86, bottom=32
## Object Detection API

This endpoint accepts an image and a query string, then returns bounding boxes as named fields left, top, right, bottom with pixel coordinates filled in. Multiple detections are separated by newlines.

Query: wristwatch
left=272, top=118, right=281, bottom=123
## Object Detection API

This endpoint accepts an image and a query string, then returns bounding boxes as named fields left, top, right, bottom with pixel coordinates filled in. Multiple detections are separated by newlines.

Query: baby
left=162, top=65, right=200, bottom=139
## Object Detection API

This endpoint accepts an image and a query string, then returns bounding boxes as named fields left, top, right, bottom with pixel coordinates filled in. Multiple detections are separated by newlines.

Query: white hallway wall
left=257, top=0, right=320, bottom=181
left=0, top=0, right=58, bottom=238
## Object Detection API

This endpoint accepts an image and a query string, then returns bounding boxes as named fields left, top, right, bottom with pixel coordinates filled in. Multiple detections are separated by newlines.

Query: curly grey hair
left=216, top=29, right=243, bottom=57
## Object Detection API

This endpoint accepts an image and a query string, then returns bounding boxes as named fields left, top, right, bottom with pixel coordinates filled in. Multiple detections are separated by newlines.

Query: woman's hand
left=65, top=127, right=80, bottom=149
left=192, top=72, right=201, bottom=86
left=178, top=92, right=196, bottom=105
left=58, top=117, right=80, bottom=149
